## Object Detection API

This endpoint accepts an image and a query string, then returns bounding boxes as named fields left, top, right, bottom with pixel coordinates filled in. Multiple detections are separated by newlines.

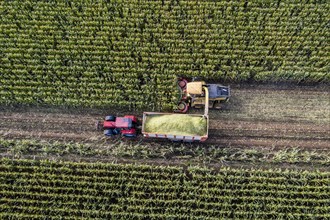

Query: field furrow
left=1, top=85, right=328, bottom=150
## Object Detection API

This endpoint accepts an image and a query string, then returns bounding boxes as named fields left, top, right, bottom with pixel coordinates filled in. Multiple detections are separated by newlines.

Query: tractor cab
left=103, top=115, right=137, bottom=137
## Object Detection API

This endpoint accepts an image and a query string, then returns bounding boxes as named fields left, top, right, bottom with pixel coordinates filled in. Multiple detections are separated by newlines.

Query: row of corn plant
left=0, top=158, right=329, bottom=219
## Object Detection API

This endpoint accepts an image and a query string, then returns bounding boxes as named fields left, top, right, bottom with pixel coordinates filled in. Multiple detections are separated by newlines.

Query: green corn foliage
left=0, top=158, right=329, bottom=219
left=0, top=0, right=329, bottom=108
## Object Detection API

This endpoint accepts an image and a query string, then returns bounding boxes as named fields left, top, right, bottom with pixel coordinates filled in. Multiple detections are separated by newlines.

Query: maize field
left=0, top=0, right=329, bottom=109
left=0, top=0, right=329, bottom=218
left=0, top=159, right=329, bottom=219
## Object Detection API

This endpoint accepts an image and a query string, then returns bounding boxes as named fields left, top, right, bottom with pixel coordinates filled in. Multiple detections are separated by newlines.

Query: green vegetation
left=1, top=138, right=329, bottom=166
left=0, top=159, right=329, bottom=219
left=0, top=0, right=328, bottom=217
left=1, top=0, right=329, bottom=108
left=144, top=114, right=207, bottom=136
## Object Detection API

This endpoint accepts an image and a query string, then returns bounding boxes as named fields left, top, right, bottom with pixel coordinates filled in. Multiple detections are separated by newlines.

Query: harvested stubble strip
left=145, top=114, right=207, bottom=136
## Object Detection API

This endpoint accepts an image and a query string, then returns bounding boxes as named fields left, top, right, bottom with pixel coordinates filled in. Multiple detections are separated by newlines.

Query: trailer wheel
left=112, top=128, right=121, bottom=135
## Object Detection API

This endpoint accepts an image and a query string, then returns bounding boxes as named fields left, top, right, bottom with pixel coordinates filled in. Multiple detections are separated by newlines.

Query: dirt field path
left=1, top=85, right=329, bottom=150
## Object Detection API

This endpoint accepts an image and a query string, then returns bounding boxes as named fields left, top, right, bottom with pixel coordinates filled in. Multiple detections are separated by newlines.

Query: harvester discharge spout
left=186, top=81, right=209, bottom=117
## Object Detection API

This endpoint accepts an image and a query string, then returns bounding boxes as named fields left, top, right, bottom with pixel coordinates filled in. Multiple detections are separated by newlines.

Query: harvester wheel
left=213, top=101, right=222, bottom=109
left=105, top=115, right=116, bottom=121
left=177, top=101, right=188, bottom=113
left=178, top=79, right=188, bottom=88
left=209, top=101, right=215, bottom=109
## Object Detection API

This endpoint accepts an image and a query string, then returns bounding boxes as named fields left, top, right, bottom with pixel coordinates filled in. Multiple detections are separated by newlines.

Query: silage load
left=145, top=114, right=207, bottom=136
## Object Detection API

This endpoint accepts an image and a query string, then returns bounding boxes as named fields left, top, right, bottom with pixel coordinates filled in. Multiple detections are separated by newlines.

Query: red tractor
left=102, top=115, right=138, bottom=137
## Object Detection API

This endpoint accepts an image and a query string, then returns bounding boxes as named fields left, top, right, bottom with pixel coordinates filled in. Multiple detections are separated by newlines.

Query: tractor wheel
left=177, top=101, right=188, bottom=113
left=105, top=115, right=116, bottom=121
left=112, top=128, right=121, bottom=135
left=123, top=134, right=137, bottom=138
left=104, top=129, right=113, bottom=136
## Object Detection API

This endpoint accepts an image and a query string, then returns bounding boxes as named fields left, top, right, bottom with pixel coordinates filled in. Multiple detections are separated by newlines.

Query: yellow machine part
left=203, top=86, right=209, bottom=117
left=186, top=81, right=209, bottom=117
left=186, top=81, right=206, bottom=95
left=191, top=97, right=205, bottom=106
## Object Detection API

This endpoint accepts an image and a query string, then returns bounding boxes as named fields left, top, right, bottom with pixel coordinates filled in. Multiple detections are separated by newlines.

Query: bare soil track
left=0, top=84, right=329, bottom=150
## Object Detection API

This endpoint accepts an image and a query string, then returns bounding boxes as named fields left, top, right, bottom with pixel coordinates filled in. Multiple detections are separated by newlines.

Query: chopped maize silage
left=144, top=114, right=207, bottom=136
